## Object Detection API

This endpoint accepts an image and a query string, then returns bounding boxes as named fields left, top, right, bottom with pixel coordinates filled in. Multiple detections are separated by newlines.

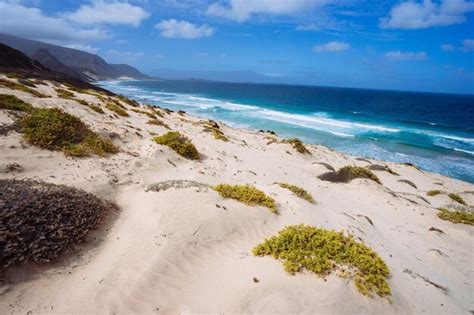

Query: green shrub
left=106, top=103, right=129, bottom=116
left=89, top=104, right=104, bottom=114
left=0, top=78, right=48, bottom=98
left=286, top=138, right=310, bottom=154
left=75, top=99, right=89, bottom=106
left=55, top=88, right=74, bottom=99
left=448, top=193, right=466, bottom=205
left=213, top=184, right=277, bottom=213
left=427, top=190, right=442, bottom=196
left=153, top=131, right=199, bottom=159
left=19, top=108, right=117, bottom=156
left=0, top=94, right=33, bottom=112
left=252, top=224, right=391, bottom=298
left=276, top=182, right=314, bottom=203
left=147, top=119, right=170, bottom=129
left=437, top=208, right=473, bottom=225
left=319, top=166, right=381, bottom=184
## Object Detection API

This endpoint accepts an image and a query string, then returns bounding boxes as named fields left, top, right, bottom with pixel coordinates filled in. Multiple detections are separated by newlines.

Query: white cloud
left=442, top=38, right=474, bottom=51
left=313, top=41, right=350, bottom=52
left=64, top=44, right=99, bottom=54
left=385, top=51, right=428, bottom=60
left=155, top=19, right=214, bottom=39
left=0, top=2, right=109, bottom=42
left=207, top=0, right=329, bottom=22
left=63, top=1, right=149, bottom=27
left=380, top=0, right=474, bottom=29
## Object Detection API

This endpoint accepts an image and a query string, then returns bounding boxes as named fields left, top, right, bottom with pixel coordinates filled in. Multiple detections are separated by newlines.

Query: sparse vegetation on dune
left=153, top=131, right=199, bottom=159
left=147, top=119, right=170, bottom=129
left=285, top=138, right=310, bottom=154
left=131, top=108, right=156, bottom=119
left=0, top=179, right=117, bottom=267
left=55, top=88, right=74, bottom=99
left=19, top=108, right=117, bottom=156
left=106, top=102, right=129, bottom=117
left=319, top=166, right=381, bottom=184
left=427, top=190, right=442, bottom=196
left=117, top=95, right=139, bottom=107
left=448, top=193, right=466, bottom=205
left=367, top=164, right=399, bottom=176
left=88, top=104, right=104, bottom=114
left=437, top=208, right=474, bottom=225
left=0, top=78, right=48, bottom=98
left=252, top=224, right=391, bottom=298
left=201, top=120, right=230, bottom=142
left=276, top=182, right=314, bottom=203
left=0, top=94, right=33, bottom=112
left=213, top=184, right=277, bottom=213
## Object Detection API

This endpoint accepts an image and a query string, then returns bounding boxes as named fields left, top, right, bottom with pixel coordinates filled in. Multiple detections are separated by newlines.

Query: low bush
left=276, top=182, right=314, bottom=203
left=213, top=184, right=277, bottom=213
left=252, top=224, right=391, bottom=298
left=448, top=193, right=466, bottom=205
left=0, top=179, right=117, bottom=267
left=437, top=208, right=473, bottom=225
left=319, top=166, right=381, bottom=184
left=89, top=104, right=104, bottom=114
left=153, top=131, right=199, bottom=159
left=0, top=94, right=33, bottom=112
left=106, top=103, right=129, bottom=117
left=19, top=108, right=117, bottom=156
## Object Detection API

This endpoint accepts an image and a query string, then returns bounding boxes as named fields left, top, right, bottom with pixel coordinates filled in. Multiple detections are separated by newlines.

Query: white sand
left=0, top=75, right=473, bottom=314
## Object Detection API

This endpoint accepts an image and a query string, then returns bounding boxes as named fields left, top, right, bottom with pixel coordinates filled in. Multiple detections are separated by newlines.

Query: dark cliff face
left=31, top=49, right=87, bottom=80
left=0, top=43, right=47, bottom=71
left=0, top=43, right=114, bottom=95
left=0, top=33, right=149, bottom=80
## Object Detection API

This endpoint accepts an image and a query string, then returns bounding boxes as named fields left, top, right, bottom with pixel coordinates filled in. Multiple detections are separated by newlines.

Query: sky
left=0, top=0, right=473, bottom=94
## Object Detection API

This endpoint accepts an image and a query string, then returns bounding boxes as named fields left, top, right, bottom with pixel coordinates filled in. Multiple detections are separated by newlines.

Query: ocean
left=98, top=80, right=474, bottom=183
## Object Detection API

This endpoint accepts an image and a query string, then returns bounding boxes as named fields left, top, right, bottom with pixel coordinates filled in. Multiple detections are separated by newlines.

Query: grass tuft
left=427, top=190, right=442, bottom=196
left=437, top=208, right=473, bottom=225
left=106, top=103, right=129, bottom=117
left=448, top=193, right=466, bottom=205
left=19, top=108, right=117, bottom=156
left=252, top=224, right=391, bottom=298
left=0, top=94, right=33, bottom=112
left=147, top=119, right=170, bottom=129
left=319, top=166, right=381, bottom=184
left=213, top=184, right=277, bottom=213
left=276, top=182, right=314, bottom=203
left=286, top=138, right=310, bottom=154
left=89, top=104, right=104, bottom=114
left=153, top=131, right=199, bottom=159
left=0, top=78, right=48, bottom=98
left=55, top=88, right=74, bottom=99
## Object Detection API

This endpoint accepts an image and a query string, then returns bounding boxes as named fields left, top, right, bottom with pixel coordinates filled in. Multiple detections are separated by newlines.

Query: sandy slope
left=0, top=75, right=473, bottom=314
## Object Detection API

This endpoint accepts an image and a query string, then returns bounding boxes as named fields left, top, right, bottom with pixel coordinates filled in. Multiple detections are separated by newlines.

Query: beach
left=1, top=74, right=473, bottom=314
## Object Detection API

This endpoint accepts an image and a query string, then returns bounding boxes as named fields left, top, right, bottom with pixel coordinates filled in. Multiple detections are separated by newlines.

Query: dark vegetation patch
left=285, top=138, right=310, bottom=154
left=0, top=179, right=117, bottom=267
left=88, top=104, right=104, bottom=114
left=0, top=94, right=33, bottom=112
left=448, top=193, right=466, bottom=205
left=0, top=78, right=48, bottom=98
left=201, top=120, right=229, bottom=142
left=319, top=166, right=381, bottom=184
left=153, top=131, right=199, bottom=160
left=311, top=162, right=335, bottom=172
left=213, top=184, right=277, bottom=213
left=397, top=179, right=417, bottom=189
left=427, top=190, right=442, bottom=196
left=367, top=164, right=399, bottom=176
left=275, top=182, right=314, bottom=203
left=437, top=208, right=473, bottom=225
left=55, top=88, right=74, bottom=99
left=19, top=108, right=117, bottom=156
left=253, top=224, right=391, bottom=298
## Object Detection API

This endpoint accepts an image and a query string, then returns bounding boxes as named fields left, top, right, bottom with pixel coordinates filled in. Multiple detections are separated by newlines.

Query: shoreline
left=98, top=79, right=474, bottom=184
left=1, top=74, right=473, bottom=314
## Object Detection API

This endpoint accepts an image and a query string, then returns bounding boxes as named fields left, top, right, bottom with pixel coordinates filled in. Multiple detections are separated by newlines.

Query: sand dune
left=1, top=75, right=473, bottom=314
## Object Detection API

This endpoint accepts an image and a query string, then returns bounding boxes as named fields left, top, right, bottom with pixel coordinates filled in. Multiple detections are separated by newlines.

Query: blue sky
left=0, top=0, right=473, bottom=94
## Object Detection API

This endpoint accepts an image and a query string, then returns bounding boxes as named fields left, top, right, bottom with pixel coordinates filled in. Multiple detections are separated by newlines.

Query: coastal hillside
left=0, top=71, right=473, bottom=314
left=0, top=33, right=149, bottom=80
